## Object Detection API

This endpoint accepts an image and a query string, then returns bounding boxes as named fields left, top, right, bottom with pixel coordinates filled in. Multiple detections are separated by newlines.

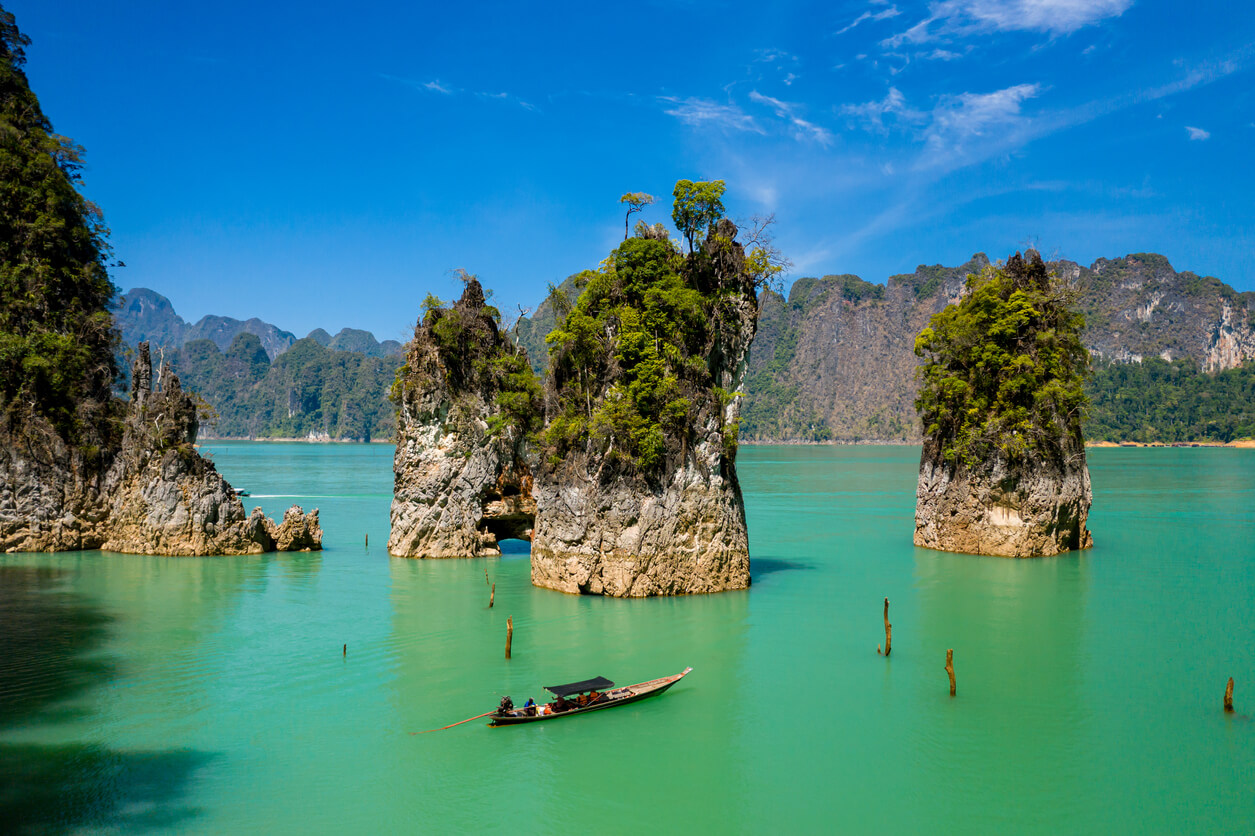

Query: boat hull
left=489, top=668, right=691, bottom=726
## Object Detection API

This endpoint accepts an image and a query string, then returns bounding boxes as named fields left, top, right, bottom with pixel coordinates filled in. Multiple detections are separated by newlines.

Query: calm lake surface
left=1, top=443, right=1252, bottom=834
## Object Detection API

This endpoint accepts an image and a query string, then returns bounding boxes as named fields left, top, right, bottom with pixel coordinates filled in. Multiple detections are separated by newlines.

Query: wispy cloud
left=839, top=87, right=924, bottom=134
left=748, top=91, right=834, bottom=145
left=836, top=4, right=901, bottom=35
left=381, top=74, right=538, bottom=112
left=885, top=0, right=1132, bottom=46
left=1185, top=125, right=1210, bottom=140
left=660, top=96, right=763, bottom=133
left=755, top=48, right=799, bottom=65
left=925, top=83, right=1042, bottom=149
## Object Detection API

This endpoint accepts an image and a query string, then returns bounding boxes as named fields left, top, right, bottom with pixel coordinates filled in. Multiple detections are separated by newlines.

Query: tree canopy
left=619, top=191, right=655, bottom=240
left=914, top=251, right=1089, bottom=467
left=543, top=180, right=772, bottom=475
left=671, top=180, right=726, bottom=252
left=0, top=7, right=118, bottom=439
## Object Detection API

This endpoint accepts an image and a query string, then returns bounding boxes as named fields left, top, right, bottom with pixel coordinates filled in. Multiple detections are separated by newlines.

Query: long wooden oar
left=411, top=710, right=495, bottom=735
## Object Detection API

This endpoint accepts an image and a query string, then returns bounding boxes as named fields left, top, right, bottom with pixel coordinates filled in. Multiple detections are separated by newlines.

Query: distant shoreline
left=199, top=436, right=1255, bottom=448
left=199, top=436, right=394, bottom=444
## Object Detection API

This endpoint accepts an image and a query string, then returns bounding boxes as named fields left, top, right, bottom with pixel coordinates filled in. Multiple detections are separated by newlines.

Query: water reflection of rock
left=906, top=550, right=1090, bottom=829
left=0, top=565, right=215, bottom=832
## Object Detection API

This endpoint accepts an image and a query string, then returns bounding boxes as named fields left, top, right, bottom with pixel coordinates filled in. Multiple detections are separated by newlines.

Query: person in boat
left=553, top=694, right=572, bottom=712
left=524, top=698, right=537, bottom=716
left=588, top=689, right=606, bottom=704
left=498, top=696, right=514, bottom=715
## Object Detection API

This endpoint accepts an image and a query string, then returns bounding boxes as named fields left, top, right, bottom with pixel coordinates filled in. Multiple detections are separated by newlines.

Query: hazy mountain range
left=112, top=252, right=1255, bottom=442
left=114, top=288, right=403, bottom=361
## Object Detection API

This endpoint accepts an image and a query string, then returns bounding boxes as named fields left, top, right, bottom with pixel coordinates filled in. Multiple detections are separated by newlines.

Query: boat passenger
left=524, top=698, right=537, bottom=716
left=553, top=694, right=571, bottom=712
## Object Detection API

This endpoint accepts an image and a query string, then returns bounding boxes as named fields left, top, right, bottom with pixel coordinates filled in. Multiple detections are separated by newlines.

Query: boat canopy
left=544, top=677, right=615, bottom=697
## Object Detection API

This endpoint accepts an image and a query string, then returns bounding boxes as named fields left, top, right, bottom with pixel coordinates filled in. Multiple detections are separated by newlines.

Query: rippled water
left=1, top=443, right=1252, bottom=833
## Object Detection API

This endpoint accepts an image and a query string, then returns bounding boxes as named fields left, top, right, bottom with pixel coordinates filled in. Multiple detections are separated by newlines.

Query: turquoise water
left=1, top=443, right=1252, bottom=834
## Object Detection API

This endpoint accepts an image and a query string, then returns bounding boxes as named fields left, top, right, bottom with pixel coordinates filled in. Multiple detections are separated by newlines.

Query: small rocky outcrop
left=530, top=219, right=760, bottom=596
left=266, top=504, right=323, bottom=550
left=100, top=343, right=321, bottom=555
left=913, top=252, right=1093, bottom=557
left=388, top=279, right=540, bottom=557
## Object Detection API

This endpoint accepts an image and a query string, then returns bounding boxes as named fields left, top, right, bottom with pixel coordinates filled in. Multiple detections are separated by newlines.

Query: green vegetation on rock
left=543, top=181, right=780, bottom=473
left=0, top=9, right=118, bottom=441
left=914, top=251, right=1090, bottom=466
left=393, top=273, right=542, bottom=440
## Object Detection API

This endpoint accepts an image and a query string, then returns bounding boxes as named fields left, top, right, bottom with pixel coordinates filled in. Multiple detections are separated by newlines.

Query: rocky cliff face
left=100, top=343, right=322, bottom=555
left=914, top=443, right=1093, bottom=557
left=0, top=423, right=115, bottom=552
left=529, top=220, right=758, bottom=596
left=1, top=343, right=322, bottom=555
left=741, top=253, right=1254, bottom=442
left=913, top=252, right=1093, bottom=557
left=389, top=280, right=538, bottom=558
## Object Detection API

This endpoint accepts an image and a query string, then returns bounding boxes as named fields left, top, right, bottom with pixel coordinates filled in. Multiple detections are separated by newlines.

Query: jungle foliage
left=395, top=274, right=543, bottom=440
left=1084, top=357, right=1255, bottom=443
left=0, top=9, right=119, bottom=441
left=542, top=181, right=781, bottom=474
left=164, top=334, right=398, bottom=440
left=915, top=252, right=1089, bottom=467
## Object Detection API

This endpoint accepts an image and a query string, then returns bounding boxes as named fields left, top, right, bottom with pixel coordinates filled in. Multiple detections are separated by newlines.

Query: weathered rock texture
left=389, top=279, right=538, bottom=557
left=0, top=420, right=116, bottom=552
left=1, top=343, right=321, bottom=555
left=913, top=253, right=1093, bottom=557
left=530, top=220, right=758, bottom=596
left=914, top=445, right=1093, bottom=557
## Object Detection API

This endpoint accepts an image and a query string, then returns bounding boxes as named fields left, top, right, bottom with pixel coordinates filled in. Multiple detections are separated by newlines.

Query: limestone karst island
left=2, top=2, right=1253, bottom=833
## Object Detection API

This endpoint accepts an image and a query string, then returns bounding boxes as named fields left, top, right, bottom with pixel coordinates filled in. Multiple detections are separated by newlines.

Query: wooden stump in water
left=946, top=649, right=956, bottom=696
left=883, top=598, right=892, bottom=658
left=506, top=616, right=513, bottom=659
left=1225, top=677, right=1234, bottom=712
left=489, top=583, right=495, bottom=608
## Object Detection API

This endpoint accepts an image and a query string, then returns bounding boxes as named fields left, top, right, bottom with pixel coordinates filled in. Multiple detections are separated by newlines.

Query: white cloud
left=748, top=90, right=834, bottom=145
left=923, top=48, right=963, bottom=60
left=885, top=0, right=1132, bottom=46
left=1185, top=126, right=1210, bottom=141
left=423, top=80, right=454, bottom=94
left=925, top=83, right=1042, bottom=148
left=836, top=5, right=901, bottom=35
left=839, top=87, right=924, bottom=133
left=660, top=97, right=764, bottom=133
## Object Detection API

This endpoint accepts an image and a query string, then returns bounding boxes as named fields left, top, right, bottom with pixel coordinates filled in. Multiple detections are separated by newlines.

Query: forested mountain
left=112, top=253, right=1255, bottom=444
left=112, top=289, right=401, bottom=440
left=1085, top=358, right=1255, bottom=443
left=160, top=334, right=396, bottom=441
left=733, top=253, right=1255, bottom=443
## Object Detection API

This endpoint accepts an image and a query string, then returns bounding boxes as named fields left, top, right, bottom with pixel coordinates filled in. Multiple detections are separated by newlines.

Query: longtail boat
left=489, top=667, right=692, bottom=726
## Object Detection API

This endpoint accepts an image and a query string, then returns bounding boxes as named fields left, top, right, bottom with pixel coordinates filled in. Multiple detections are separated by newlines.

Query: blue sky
left=10, top=0, right=1254, bottom=341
